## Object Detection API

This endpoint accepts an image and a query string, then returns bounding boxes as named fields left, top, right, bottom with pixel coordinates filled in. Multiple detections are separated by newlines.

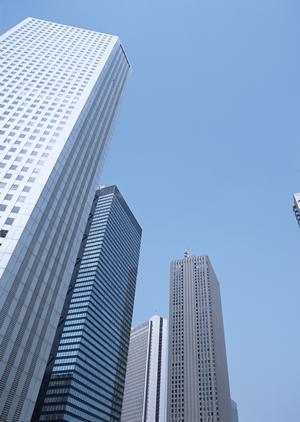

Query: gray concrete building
left=167, top=253, right=233, bottom=422
left=0, top=18, right=130, bottom=422
left=121, top=315, right=168, bottom=422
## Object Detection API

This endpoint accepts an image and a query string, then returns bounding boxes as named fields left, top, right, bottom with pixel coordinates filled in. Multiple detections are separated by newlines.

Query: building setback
left=33, top=185, right=142, bottom=421
left=0, top=18, right=130, bottom=422
left=167, top=253, right=233, bottom=422
left=121, top=315, right=168, bottom=422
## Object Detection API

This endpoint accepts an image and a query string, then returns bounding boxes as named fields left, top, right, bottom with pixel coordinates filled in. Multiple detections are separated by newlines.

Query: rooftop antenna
left=184, top=248, right=189, bottom=258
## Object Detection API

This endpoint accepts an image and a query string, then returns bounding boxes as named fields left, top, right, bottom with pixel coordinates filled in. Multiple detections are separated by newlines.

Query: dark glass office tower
left=33, top=186, right=142, bottom=422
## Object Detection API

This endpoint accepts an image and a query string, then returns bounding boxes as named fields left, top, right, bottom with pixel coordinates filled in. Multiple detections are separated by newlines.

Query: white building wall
left=121, top=316, right=168, bottom=422
left=145, top=316, right=168, bottom=422
left=0, top=17, right=130, bottom=422
left=122, top=322, right=149, bottom=422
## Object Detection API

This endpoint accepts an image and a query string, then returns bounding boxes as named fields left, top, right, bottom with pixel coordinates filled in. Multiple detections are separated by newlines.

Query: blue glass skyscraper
left=33, top=185, right=142, bottom=421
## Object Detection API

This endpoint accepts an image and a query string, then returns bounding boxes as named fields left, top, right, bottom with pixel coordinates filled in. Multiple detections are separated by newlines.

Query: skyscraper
left=293, top=193, right=300, bottom=228
left=121, top=315, right=168, bottom=422
left=231, top=400, right=239, bottom=422
left=167, top=253, right=233, bottom=422
left=33, top=185, right=142, bottom=421
left=0, top=18, right=130, bottom=422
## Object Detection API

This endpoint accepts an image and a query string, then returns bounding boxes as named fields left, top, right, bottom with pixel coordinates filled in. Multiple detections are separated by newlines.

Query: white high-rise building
left=121, top=315, right=168, bottom=422
left=293, top=193, right=300, bottom=227
left=167, top=253, right=233, bottom=422
left=0, top=17, right=130, bottom=422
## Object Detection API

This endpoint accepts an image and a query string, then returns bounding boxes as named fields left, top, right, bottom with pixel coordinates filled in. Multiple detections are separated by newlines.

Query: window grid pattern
left=0, top=18, right=130, bottom=422
left=37, top=186, right=142, bottom=422
left=0, top=17, right=116, bottom=262
left=121, top=315, right=167, bottom=422
left=167, top=256, right=233, bottom=422
left=121, top=321, right=149, bottom=422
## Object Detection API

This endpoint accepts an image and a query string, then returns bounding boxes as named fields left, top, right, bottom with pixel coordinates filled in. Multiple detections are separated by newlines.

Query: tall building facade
left=231, top=400, right=239, bottom=422
left=33, top=185, right=142, bottom=421
left=0, top=18, right=130, bottom=422
left=121, top=315, right=168, bottom=422
left=167, top=253, right=233, bottom=422
left=293, top=193, right=300, bottom=227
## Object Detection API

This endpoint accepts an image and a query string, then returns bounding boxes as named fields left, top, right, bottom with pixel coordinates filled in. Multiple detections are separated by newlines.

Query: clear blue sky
left=1, top=1, right=300, bottom=420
